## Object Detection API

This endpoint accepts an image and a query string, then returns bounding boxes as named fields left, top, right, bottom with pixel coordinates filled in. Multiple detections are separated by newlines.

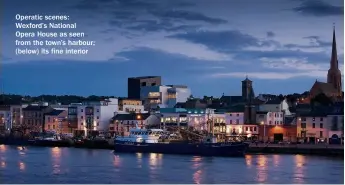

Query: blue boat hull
left=114, top=141, right=249, bottom=157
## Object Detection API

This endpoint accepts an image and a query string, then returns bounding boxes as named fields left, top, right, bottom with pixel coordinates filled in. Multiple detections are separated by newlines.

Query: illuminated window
left=148, top=92, right=160, bottom=97
left=168, top=93, right=176, bottom=99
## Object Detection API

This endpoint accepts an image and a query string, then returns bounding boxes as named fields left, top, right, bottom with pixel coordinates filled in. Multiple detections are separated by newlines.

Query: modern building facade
left=118, top=98, right=144, bottom=113
left=67, top=98, right=118, bottom=137
left=140, top=85, right=191, bottom=110
left=110, top=113, right=160, bottom=136
left=128, top=76, right=161, bottom=99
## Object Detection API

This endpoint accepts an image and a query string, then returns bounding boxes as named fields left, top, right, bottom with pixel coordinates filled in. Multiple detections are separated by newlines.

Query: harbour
left=0, top=145, right=343, bottom=184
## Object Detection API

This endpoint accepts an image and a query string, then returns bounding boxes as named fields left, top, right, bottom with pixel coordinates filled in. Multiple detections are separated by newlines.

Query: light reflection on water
left=0, top=144, right=7, bottom=152
left=1, top=161, right=6, bottom=168
left=19, top=161, right=25, bottom=171
left=51, top=147, right=62, bottom=174
left=0, top=146, right=342, bottom=184
left=191, top=156, right=203, bottom=184
left=256, top=155, right=268, bottom=183
left=293, top=154, right=306, bottom=184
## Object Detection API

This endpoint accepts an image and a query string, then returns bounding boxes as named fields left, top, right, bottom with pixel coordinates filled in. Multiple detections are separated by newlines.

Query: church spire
left=330, top=23, right=338, bottom=69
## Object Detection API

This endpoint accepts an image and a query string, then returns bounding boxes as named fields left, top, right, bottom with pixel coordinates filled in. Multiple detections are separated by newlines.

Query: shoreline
left=1, top=141, right=343, bottom=158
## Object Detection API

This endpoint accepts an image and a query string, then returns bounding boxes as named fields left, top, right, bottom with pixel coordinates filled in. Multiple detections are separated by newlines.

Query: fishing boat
left=114, top=127, right=249, bottom=157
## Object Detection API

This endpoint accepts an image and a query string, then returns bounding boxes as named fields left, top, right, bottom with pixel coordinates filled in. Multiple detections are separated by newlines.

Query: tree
left=278, top=94, right=284, bottom=101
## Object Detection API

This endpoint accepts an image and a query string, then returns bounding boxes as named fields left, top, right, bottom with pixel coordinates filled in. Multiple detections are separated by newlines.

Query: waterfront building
left=212, top=112, right=227, bottom=140
left=140, top=85, right=191, bottom=110
left=44, top=109, right=72, bottom=135
left=258, top=124, right=297, bottom=142
left=128, top=76, right=161, bottom=99
left=160, top=108, right=189, bottom=130
left=10, top=105, right=26, bottom=129
left=160, top=108, right=218, bottom=131
left=296, top=111, right=328, bottom=143
left=221, top=105, right=259, bottom=139
left=258, top=99, right=292, bottom=115
left=256, top=111, right=284, bottom=125
left=22, top=105, right=54, bottom=133
left=118, top=98, right=145, bottom=113
left=0, top=105, right=11, bottom=132
left=67, top=98, right=118, bottom=137
left=327, top=102, right=344, bottom=144
left=109, top=113, right=160, bottom=136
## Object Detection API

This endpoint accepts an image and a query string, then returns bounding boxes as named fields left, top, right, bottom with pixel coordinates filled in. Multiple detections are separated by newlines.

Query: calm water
left=0, top=145, right=343, bottom=184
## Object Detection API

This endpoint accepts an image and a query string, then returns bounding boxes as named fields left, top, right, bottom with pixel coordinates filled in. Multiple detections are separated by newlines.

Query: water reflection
left=136, top=153, right=142, bottom=168
left=256, top=155, right=268, bottom=183
left=192, top=156, right=203, bottom=184
left=273, top=155, right=280, bottom=167
left=149, top=153, right=162, bottom=169
left=293, top=155, right=306, bottom=184
left=113, top=155, right=121, bottom=168
left=19, top=161, right=26, bottom=171
left=192, top=156, right=202, bottom=169
left=245, top=155, right=252, bottom=167
left=51, top=147, right=61, bottom=174
left=149, top=153, right=163, bottom=182
left=1, top=161, right=6, bottom=168
left=17, top=146, right=26, bottom=155
left=0, top=144, right=6, bottom=152
left=193, top=169, right=202, bottom=184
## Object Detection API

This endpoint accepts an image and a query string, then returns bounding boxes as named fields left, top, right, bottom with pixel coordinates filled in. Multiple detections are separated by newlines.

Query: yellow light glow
left=137, top=115, right=141, bottom=119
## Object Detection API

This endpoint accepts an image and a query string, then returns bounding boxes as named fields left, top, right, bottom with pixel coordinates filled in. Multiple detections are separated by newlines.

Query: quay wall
left=0, top=138, right=343, bottom=157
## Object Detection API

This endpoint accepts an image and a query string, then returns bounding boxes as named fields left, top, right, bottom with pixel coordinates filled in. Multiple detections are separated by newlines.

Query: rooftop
left=112, top=113, right=151, bottom=121
left=23, top=105, right=49, bottom=111
left=46, top=109, right=65, bottom=116
left=128, top=76, right=160, bottom=79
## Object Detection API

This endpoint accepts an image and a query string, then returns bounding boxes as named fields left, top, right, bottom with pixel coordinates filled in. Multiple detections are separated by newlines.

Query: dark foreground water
left=0, top=145, right=343, bottom=184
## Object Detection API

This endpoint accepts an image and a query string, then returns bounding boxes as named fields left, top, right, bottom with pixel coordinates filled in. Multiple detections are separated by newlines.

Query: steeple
left=327, top=24, right=342, bottom=95
left=330, top=23, right=338, bottom=69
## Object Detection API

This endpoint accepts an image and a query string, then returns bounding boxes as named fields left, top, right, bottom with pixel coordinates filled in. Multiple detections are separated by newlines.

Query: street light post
left=261, top=121, right=265, bottom=142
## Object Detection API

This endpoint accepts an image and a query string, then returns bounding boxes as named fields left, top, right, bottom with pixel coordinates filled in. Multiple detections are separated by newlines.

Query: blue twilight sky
left=1, top=0, right=344, bottom=97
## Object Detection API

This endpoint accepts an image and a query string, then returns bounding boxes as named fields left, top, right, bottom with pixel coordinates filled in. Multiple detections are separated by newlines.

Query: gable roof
left=265, top=99, right=283, bottom=104
left=23, top=105, right=49, bottom=111
left=112, top=113, right=151, bottom=121
left=220, top=96, right=243, bottom=105
left=46, top=109, right=65, bottom=116
left=311, top=81, right=338, bottom=94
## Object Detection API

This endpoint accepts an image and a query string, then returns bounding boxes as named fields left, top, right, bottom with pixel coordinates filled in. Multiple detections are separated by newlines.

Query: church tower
left=242, top=77, right=256, bottom=124
left=242, top=76, right=255, bottom=102
left=327, top=25, right=342, bottom=95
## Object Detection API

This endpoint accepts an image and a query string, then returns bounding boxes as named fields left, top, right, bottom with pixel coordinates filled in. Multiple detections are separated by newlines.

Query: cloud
left=150, top=10, right=228, bottom=25
left=169, top=30, right=275, bottom=53
left=135, top=38, right=231, bottom=61
left=210, top=71, right=327, bottom=80
left=293, top=0, right=344, bottom=16
left=210, top=56, right=344, bottom=80
left=266, top=31, right=275, bottom=38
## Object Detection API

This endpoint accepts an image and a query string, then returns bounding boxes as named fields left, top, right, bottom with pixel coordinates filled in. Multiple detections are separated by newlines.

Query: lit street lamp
left=261, top=121, right=265, bottom=142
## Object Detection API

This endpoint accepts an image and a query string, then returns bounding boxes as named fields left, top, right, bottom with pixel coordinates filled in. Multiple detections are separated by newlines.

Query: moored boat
left=114, top=128, right=249, bottom=157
